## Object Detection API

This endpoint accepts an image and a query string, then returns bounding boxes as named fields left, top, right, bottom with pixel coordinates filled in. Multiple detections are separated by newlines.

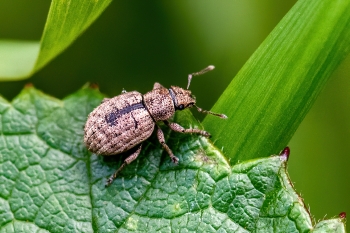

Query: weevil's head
left=169, top=86, right=196, bottom=111
left=165, top=66, right=227, bottom=119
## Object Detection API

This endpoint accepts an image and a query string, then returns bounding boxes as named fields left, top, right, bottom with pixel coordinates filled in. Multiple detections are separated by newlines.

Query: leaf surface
left=0, top=87, right=345, bottom=232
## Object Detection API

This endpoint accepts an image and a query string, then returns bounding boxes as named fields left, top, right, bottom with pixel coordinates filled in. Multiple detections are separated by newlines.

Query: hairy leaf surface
left=0, top=87, right=345, bottom=232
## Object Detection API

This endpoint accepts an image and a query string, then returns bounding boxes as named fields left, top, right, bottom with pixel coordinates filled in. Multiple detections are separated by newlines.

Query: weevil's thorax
left=143, top=87, right=175, bottom=121
left=169, top=86, right=196, bottom=111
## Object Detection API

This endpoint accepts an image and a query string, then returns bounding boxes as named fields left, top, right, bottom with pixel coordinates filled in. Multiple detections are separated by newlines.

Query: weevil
left=84, top=65, right=227, bottom=186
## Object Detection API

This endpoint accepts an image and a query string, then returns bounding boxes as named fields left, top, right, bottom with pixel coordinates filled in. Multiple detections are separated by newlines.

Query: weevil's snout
left=170, top=86, right=196, bottom=110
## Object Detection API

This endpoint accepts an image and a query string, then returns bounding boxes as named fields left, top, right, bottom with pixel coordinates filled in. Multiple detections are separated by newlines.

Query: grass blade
left=0, top=0, right=112, bottom=80
left=203, top=0, right=350, bottom=164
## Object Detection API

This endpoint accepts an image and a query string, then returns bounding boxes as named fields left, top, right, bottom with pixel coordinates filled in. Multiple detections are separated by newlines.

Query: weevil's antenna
left=187, top=65, right=215, bottom=89
left=195, top=105, right=227, bottom=119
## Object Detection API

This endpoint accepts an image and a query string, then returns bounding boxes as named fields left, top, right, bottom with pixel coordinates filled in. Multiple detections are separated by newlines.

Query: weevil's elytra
left=84, top=65, right=227, bottom=186
left=84, top=91, right=154, bottom=155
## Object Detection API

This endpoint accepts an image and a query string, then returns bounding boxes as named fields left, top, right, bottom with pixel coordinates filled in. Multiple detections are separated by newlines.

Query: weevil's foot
left=105, top=179, right=113, bottom=187
left=105, top=162, right=127, bottom=187
left=105, top=177, right=115, bottom=187
left=171, top=156, right=179, bottom=164
left=105, top=174, right=116, bottom=187
left=202, top=131, right=211, bottom=138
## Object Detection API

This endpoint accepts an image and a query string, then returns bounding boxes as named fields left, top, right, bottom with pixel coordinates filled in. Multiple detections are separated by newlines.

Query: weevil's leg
left=153, top=82, right=164, bottom=89
left=101, top=98, right=111, bottom=104
left=157, top=126, right=179, bottom=164
left=105, top=144, right=142, bottom=187
left=164, top=120, right=211, bottom=137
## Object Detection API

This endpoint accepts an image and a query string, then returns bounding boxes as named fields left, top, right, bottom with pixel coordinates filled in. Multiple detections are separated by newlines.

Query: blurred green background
left=0, top=0, right=349, bottom=226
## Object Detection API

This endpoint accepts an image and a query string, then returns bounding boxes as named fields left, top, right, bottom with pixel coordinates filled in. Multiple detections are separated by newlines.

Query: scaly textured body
left=84, top=65, right=227, bottom=186
left=84, top=91, right=154, bottom=155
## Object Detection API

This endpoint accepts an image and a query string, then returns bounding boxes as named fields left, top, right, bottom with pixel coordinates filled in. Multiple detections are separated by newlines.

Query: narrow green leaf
left=203, top=0, right=350, bottom=164
left=0, top=41, right=40, bottom=79
left=0, top=0, right=112, bottom=80
left=0, top=87, right=345, bottom=232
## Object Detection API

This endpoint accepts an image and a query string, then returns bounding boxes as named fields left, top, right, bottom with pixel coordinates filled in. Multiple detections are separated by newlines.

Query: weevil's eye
left=178, top=104, right=184, bottom=110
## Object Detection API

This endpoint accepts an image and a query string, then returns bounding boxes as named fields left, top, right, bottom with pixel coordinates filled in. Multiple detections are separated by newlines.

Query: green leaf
left=0, top=86, right=345, bottom=232
left=0, top=0, right=112, bottom=80
left=203, top=0, right=350, bottom=164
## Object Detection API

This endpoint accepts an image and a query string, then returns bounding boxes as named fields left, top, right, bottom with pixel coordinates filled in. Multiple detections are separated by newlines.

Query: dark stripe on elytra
left=105, top=102, right=144, bottom=126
